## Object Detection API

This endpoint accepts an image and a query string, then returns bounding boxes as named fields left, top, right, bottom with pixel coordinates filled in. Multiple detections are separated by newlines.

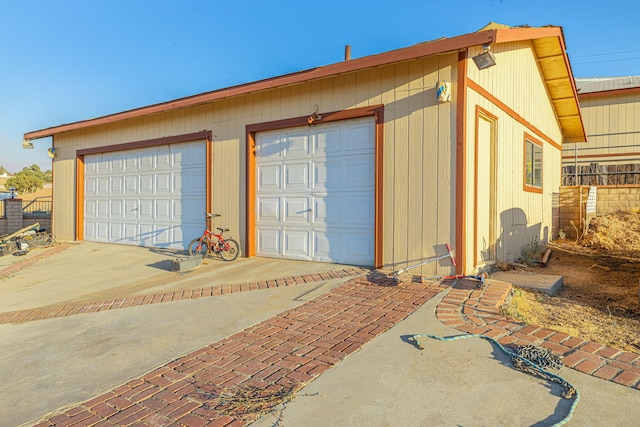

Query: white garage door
left=84, top=141, right=206, bottom=249
left=255, top=117, right=375, bottom=266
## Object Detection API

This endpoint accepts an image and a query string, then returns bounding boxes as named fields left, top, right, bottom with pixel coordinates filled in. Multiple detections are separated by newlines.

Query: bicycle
left=187, top=213, right=240, bottom=261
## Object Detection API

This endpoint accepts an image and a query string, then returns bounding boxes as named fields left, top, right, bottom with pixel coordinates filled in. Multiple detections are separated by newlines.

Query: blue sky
left=1, top=0, right=639, bottom=172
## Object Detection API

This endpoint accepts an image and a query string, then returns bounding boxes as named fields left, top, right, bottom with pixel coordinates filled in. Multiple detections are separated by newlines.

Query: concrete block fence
left=558, top=185, right=640, bottom=239
left=0, top=198, right=51, bottom=237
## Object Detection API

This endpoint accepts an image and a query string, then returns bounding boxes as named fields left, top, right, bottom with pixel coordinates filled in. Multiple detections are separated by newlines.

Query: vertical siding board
left=407, top=59, right=425, bottom=271
left=391, top=62, right=410, bottom=268
left=342, top=73, right=357, bottom=109
left=422, top=60, right=441, bottom=274
left=436, top=58, right=454, bottom=273
left=320, top=78, right=334, bottom=114
left=379, top=66, right=396, bottom=268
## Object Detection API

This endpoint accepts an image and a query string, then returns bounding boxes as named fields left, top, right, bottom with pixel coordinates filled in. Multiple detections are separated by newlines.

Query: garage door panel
left=139, top=199, right=153, bottom=219
left=85, top=200, right=97, bottom=218
left=85, top=177, right=98, bottom=196
left=172, top=199, right=183, bottom=219
left=258, top=197, right=280, bottom=222
left=122, top=224, right=137, bottom=244
left=284, top=162, right=309, bottom=191
left=109, top=154, right=126, bottom=173
left=155, top=172, right=171, bottom=193
left=313, top=197, right=342, bottom=225
left=86, top=157, right=100, bottom=174
left=124, top=200, right=138, bottom=219
left=125, top=156, right=138, bottom=171
left=95, top=222, right=109, bottom=241
left=138, top=223, right=154, bottom=246
left=344, top=158, right=375, bottom=188
left=256, top=134, right=282, bottom=161
left=343, top=196, right=375, bottom=227
left=155, top=147, right=171, bottom=170
left=258, top=165, right=281, bottom=192
left=343, top=232, right=374, bottom=264
left=97, top=200, right=109, bottom=217
left=140, top=174, right=154, bottom=193
left=139, top=150, right=154, bottom=170
left=313, top=161, right=340, bottom=191
left=345, top=122, right=375, bottom=153
left=284, top=197, right=311, bottom=224
left=124, top=176, right=138, bottom=194
left=110, top=176, right=123, bottom=196
left=155, top=199, right=171, bottom=220
left=283, top=230, right=310, bottom=259
left=285, top=132, right=310, bottom=158
left=257, top=228, right=281, bottom=256
left=312, top=231, right=339, bottom=262
left=110, top=223, right=124, bottom=242
left=111, top=200, right=123, bottom=217
left=154, top=226, right=172, bottom=246
left=314, top=126, right=341, bottom=155
left=97, top=177, right=109, bottom=195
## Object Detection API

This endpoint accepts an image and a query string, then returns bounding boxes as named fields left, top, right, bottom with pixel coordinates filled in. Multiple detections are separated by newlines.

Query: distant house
left=563, top=76, right=640, bottom=185
left=23, top=22, right=585, bottom=274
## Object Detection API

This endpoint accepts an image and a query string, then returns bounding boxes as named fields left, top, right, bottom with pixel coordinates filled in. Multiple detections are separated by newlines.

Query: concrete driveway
left=1, top=242, right=638, bottom=426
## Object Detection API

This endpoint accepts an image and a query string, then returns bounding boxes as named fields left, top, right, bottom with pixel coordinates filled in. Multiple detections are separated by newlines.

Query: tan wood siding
left=468, top=41, right=563, bottom=145
left=50, top=53, right=458, bottom=273
left=464, top=41, right=562, bottom=269
left=564, top=93, right=640, bottom=164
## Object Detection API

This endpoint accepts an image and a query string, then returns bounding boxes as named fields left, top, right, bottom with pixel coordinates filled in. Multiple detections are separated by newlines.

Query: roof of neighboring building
left=576, top=76, right=640, bottom=95
left=25, top=23, right=586, bottom=143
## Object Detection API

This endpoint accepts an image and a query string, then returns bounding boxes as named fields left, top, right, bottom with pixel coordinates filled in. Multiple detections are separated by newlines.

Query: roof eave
left=25, top=26, right=588, bottom=143
left=495, top=27, right=587, bottom=143
left=25, top=30, right=498, bottom=140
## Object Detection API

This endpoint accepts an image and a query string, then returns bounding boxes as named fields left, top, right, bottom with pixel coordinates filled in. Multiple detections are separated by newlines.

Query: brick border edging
left=0, top=267, right=369, bottom=325
left=435, top=279, right=640, bottom=390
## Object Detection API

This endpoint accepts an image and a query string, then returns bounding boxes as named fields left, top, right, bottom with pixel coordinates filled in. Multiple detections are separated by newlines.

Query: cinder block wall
left=559, top=187, right=590, bottom=239
left=594, top=186, right=640, bottom=214
left=0, top=199, right=51, bottom=237
left=559, top=186, right=640, bottom=239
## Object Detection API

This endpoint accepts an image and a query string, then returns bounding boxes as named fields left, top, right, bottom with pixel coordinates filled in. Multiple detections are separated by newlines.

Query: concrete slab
left=249, top=289, right=640, bottom=427
left=490, top=269, right=564, bottom=295
left=0, top=241, right=348, bottom=312
left=0, top=279, right=350, bottom=427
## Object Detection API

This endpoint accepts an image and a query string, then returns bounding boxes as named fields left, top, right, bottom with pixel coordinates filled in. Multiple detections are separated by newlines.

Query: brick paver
left=16, top=272, right=640, bottom=426
left=434, top=277, right=640, bottom=392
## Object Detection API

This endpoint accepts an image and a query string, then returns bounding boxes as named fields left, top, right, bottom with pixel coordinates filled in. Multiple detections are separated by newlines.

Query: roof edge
left=25, top=25, right=575, bottom=140
left=578, top=86, right=640, bottom=99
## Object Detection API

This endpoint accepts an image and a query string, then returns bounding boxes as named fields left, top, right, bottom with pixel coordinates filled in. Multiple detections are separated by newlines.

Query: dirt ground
left=504, top=211, right=640, bottom=353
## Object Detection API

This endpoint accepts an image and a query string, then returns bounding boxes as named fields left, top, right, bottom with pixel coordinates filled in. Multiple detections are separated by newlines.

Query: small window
left=524, top=136, right=542, bottom=192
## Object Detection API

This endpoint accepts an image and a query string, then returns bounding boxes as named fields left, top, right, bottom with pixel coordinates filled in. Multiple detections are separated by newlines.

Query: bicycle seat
left=216, top=227, right=229, bottom=232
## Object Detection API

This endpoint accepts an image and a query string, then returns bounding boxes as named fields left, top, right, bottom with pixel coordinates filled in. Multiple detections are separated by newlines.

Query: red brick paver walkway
left=21, top=274, right=640, bottom=426
left=435, top=278, right=640, bottom=390
left=31, top=272, right=448, bottom=426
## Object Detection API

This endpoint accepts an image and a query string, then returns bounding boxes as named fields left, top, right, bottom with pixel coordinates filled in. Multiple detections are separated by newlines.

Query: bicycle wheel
left=188, top=237, right=210, bottom=258
left=219, top=239, right=240, bottom=261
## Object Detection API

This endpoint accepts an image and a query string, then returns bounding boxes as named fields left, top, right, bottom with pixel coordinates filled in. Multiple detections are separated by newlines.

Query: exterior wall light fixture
left=472, top=45, right=496, bottom=70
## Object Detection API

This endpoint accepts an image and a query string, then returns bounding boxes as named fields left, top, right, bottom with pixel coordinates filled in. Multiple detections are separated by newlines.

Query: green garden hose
left=410, top=332, right=579, bottom=427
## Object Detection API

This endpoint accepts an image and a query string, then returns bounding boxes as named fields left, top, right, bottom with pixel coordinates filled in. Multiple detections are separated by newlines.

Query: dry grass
left=507, top=285, right=640, bottom=353
left=502, top=210, right=640, bottom=354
